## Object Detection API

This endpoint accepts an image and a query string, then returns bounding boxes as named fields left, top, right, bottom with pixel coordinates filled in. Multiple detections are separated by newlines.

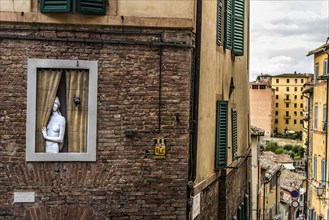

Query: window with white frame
left=26, top=59, right=98, bottom=161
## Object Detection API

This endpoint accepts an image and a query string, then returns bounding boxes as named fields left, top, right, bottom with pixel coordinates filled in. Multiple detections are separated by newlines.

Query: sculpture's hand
left=41, top=127, right=47, bottom=138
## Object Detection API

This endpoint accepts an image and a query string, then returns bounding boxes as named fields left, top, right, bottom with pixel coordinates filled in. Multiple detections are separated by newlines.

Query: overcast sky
left=250, top=0, right=329, bottom=81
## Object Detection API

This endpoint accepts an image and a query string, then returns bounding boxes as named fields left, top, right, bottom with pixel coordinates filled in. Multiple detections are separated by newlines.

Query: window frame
left=321, top=159, right=326, bottom=183
left=324, top=59, right=328, bottom=75
left=314, top=103, right=318, bottom=130
left=315, top=63, right=319, bottom=83
left=26, top=59, right=98, bottom=162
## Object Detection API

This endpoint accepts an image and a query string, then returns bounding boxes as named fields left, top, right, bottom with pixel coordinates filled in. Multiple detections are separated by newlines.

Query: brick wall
left=195, top=181, right=219, bottom=220
left=218, top=155, right=251, bottom=220
left=0, top=24, right=193, bottom=219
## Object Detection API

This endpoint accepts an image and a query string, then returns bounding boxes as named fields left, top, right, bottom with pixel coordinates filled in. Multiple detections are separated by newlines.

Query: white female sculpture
left=41, top=97, right=66, bottom=153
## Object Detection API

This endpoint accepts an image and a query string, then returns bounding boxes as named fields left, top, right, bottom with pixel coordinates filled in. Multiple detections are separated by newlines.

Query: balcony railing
left=283, top=99, right=291, bottom=103
left=283, top=115, right=291, bottom=119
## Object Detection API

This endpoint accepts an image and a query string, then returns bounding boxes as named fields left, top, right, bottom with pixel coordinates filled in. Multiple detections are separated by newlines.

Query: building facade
left=307, top=41, right=329, bottom=220
left=0, top=0, right=251, bottom=219
left=272, top=73, right=313, bottom=134
left=192, top=0, right=251, bottom=219
left=249, top=77, right=275, bottom=137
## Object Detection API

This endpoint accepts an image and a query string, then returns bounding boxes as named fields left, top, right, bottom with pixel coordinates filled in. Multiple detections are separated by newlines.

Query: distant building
left=258, top=154, right=282, bottom=220
left=271, top=73, right=313, bottom=134
left=250, top=76, right=275, bottom=137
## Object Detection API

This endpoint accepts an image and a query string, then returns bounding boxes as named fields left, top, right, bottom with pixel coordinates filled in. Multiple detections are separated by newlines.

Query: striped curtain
left=35, top=69, right=62, bottom=152
left=65, top=69, right=89, bottom=152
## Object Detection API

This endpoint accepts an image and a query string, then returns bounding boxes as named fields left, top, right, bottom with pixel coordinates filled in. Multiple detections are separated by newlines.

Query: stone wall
left=0, top=24, right=193, bottom=219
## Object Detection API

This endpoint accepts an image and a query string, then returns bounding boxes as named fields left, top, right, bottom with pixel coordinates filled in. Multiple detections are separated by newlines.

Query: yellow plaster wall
left=118, top=0, right=194, bottom=19
left=272, top=75, right=310, bottom=134
left=195, top=0, right=250, bottom=185
left=0, top=0, right=194, bottom=28
left=315, top=53, right=329, bottom=76
left=312, top=52, right=327, bottom=183
left=311, top=186, right=326, bottom=218
left=0, top=0, right=31, bottom=12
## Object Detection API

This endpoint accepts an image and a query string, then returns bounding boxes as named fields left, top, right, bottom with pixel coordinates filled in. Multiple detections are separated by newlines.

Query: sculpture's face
left=53, top=103, right=59, bottom=112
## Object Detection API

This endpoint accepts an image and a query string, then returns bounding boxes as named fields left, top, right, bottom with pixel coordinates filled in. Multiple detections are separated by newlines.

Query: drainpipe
left=190, top=0, right=202, bottom=183
left=187, top=0, right=202, bottom=217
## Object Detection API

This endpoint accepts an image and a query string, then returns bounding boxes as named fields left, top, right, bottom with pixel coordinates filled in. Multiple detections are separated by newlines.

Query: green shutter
left=225, top=0, right=233, bottom=49
left=217, top=0, right=223, bottom=44
left=244, top=194, right=249, bottom=220
left=237, top=205, right=242, bottom=220
left=41, top=0, right=71, bottom=12
left=232, top=108, right=237, bottom=160
left=77, top=0, right=106, bottom=14
left=232, top=0, right=244, bottom=56
left=215, top=101, right=228, bottom=169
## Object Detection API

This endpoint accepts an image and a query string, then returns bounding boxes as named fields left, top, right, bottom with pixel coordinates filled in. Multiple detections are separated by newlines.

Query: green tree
left=283, top=144, right=293, bottom=151
left=275, top=147, right=284, bottom=154
left=294, top=155, right=301, bottom=160
left=292, top=145, right=300, bottom=154
left=265, top=141, right=279, bottom=152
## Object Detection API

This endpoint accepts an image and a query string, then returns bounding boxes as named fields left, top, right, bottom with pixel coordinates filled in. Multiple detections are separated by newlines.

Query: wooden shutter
left=41, top=0, right=71, bottom=12
left=232, top=0, right=244, bottom=56
left=225, top=0, right=232, bottom=49
left=77, top=0, right=106, bottom=14
left=217, top=0, right=223, bottom=44
left=215, top=101, right=228, bottom=169
left=232, top=108, right=237, bottom=160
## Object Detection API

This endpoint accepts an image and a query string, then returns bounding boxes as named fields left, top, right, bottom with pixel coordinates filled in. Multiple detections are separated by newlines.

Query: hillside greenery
left=264, top=141, right=304, bottom=160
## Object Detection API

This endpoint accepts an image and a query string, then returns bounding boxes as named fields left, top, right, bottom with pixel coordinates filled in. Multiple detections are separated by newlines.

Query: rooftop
left=307, top=42, right=329, bottom=56
left=272, top=73, right=313, bottom=78
left=250, top=126, right=265, bottom=136
left=259, top=156, right=281, bottom=179
left=261, top=151, right=294, bottom=164
left=280, top=169, right=305, bottom=192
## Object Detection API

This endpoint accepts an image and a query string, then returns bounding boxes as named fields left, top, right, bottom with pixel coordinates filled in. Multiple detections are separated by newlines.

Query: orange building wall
left=250, top=86, right=275, bottom=136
